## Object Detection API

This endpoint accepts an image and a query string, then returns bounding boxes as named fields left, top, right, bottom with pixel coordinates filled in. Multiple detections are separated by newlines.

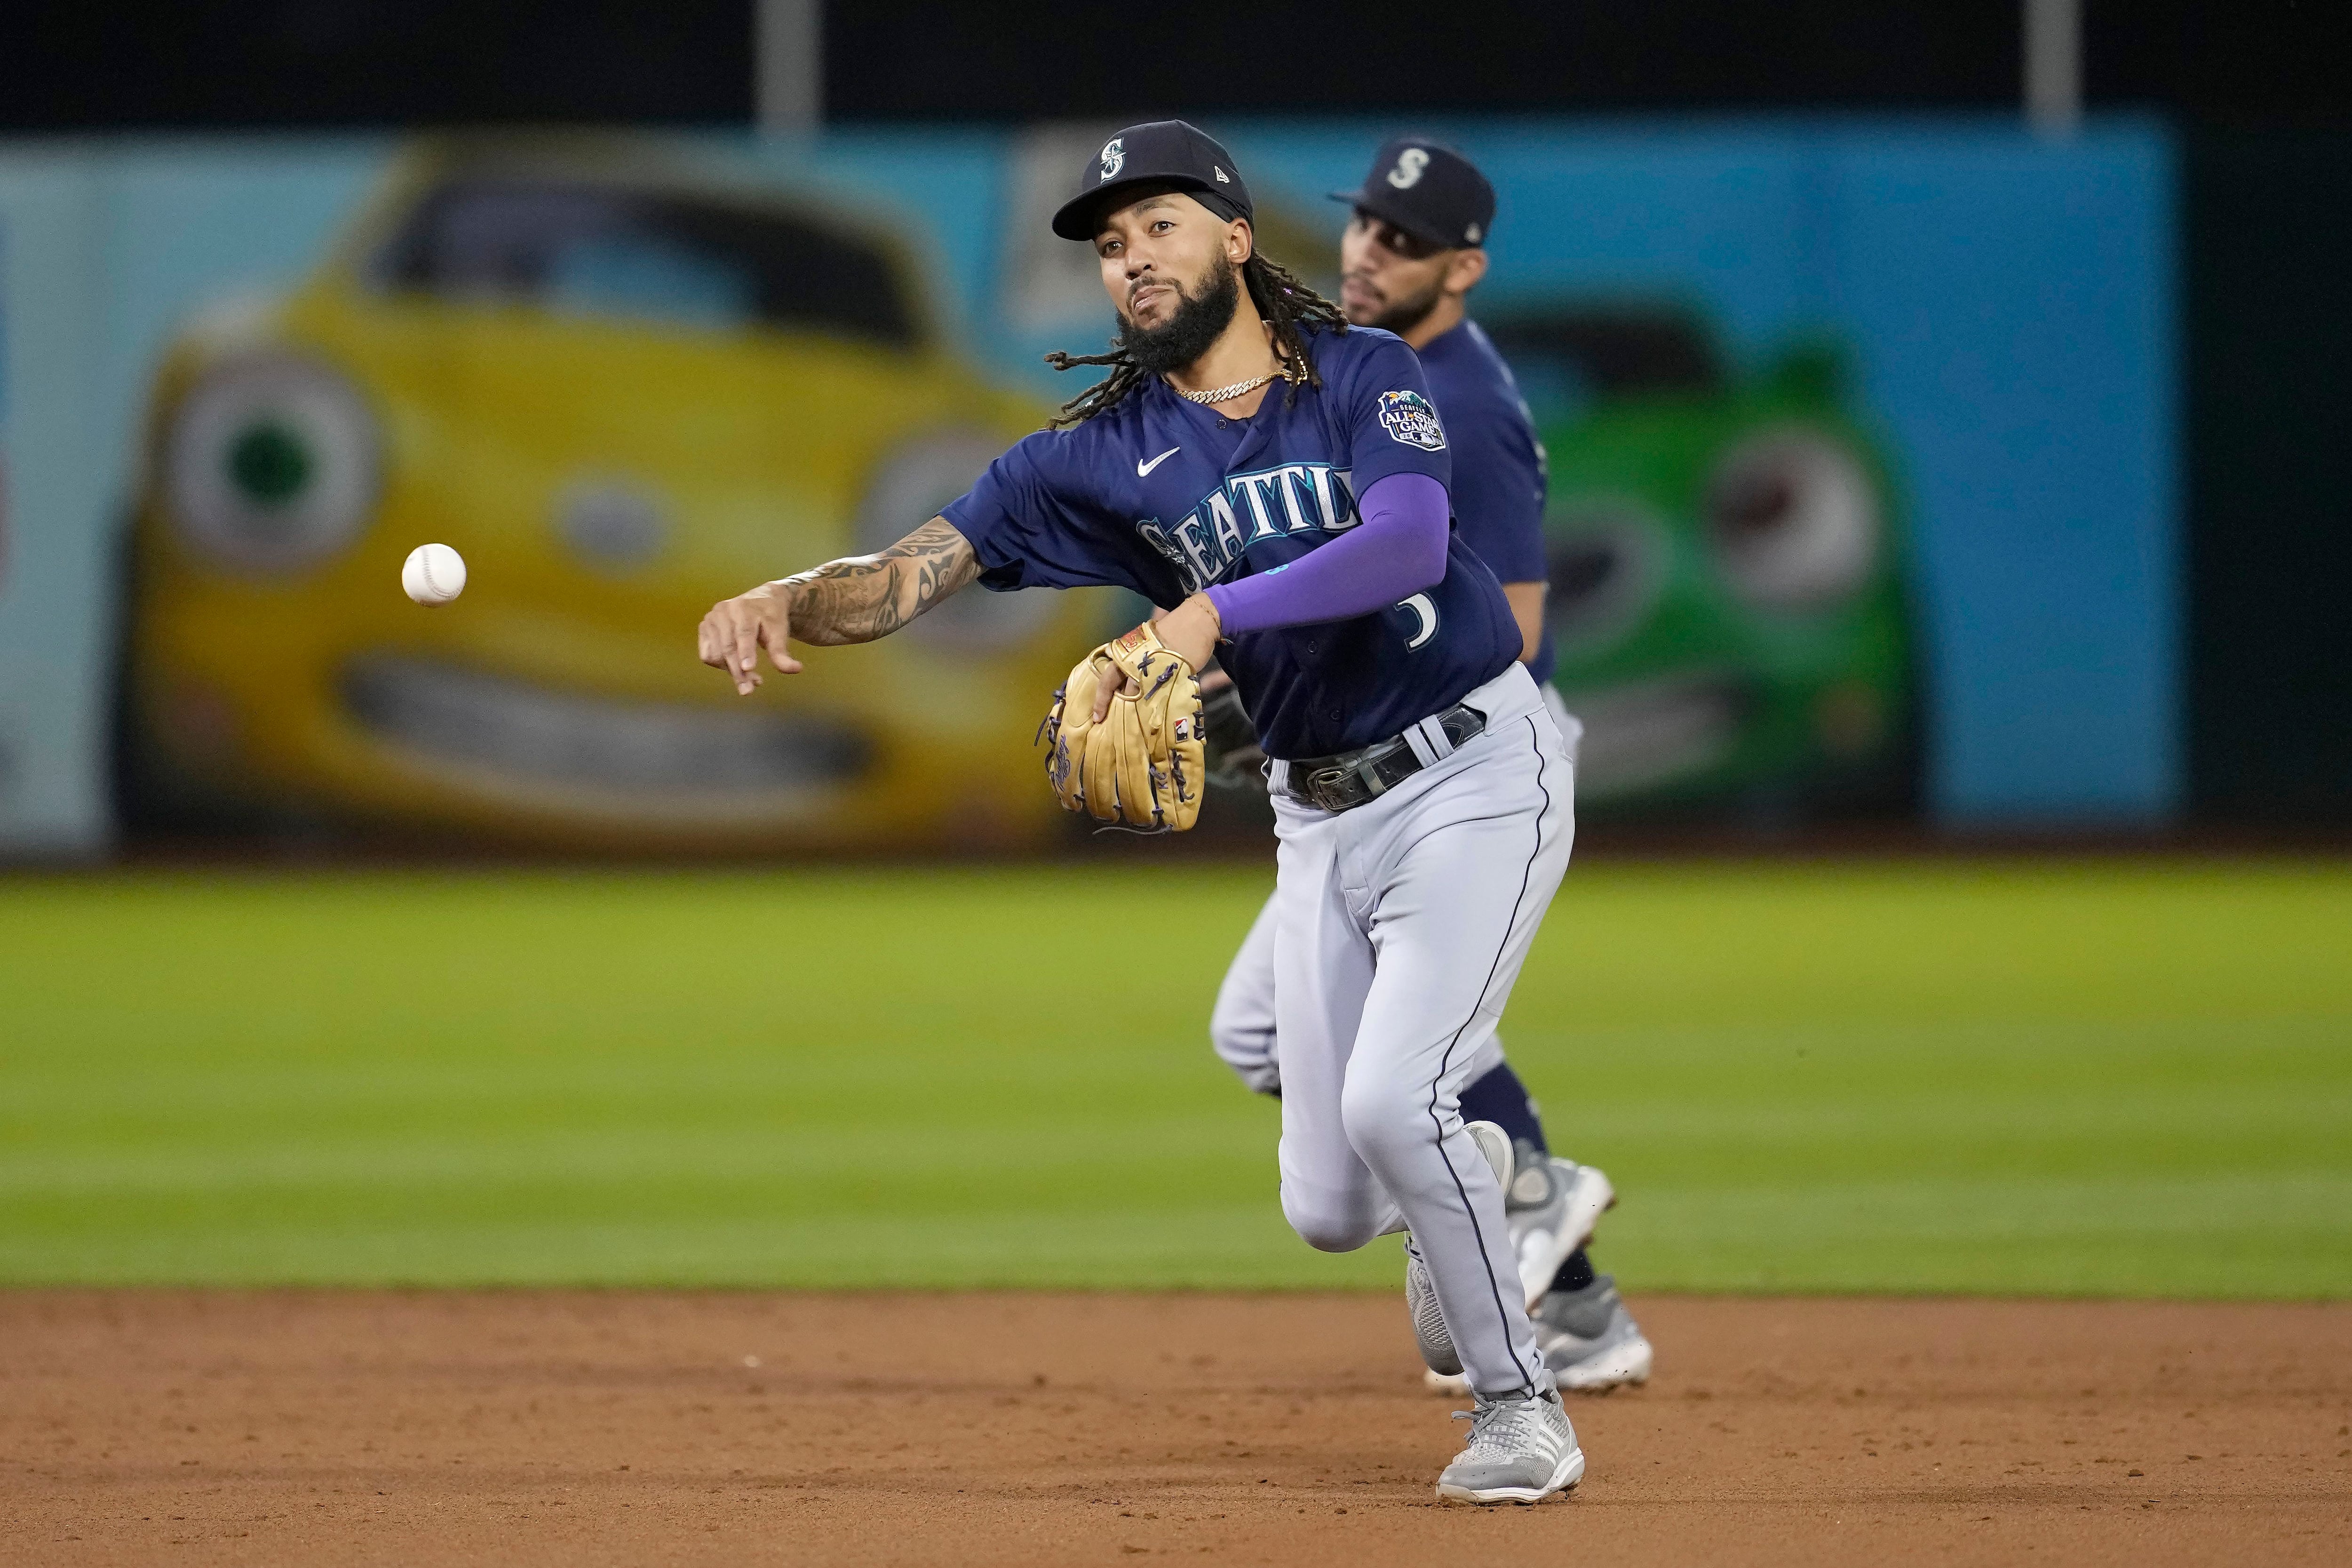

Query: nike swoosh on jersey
left=1137, top=446, right=1181, bottom=477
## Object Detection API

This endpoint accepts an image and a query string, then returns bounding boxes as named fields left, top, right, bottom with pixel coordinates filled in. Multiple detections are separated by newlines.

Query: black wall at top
left=2, top=0, right=752, bottom=127
left=824, top=1, right=2022, bottom=119
left=6, top=1, right=2345, bottom=132
left=3, top=0, right=2348, bottom=819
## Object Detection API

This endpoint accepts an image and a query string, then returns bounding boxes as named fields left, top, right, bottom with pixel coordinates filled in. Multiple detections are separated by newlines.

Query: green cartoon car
left=1486, top=309, right=1912, bottom=816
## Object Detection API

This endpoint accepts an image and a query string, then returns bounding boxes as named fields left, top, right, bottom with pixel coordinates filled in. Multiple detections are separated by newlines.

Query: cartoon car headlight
left=1705, top=430, right=1880, bottom=612
left=163, top=353, right=381, bottom=575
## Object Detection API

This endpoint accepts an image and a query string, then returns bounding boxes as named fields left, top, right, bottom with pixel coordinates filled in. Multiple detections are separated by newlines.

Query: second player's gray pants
left=1263, top=662, right=1576, bottom=1400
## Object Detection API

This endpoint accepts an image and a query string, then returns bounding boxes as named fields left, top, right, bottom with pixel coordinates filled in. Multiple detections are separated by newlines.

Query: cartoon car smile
left=121, top=136, right=1105, bottom=849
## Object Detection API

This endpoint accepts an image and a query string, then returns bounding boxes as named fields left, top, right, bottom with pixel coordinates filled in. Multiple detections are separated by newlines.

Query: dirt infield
left=4, top=1292, right=2345, bottom=1566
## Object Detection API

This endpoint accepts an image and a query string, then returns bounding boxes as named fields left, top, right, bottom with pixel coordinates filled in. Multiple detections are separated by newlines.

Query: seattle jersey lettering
left=1136, top=463, right=1358, bottom=594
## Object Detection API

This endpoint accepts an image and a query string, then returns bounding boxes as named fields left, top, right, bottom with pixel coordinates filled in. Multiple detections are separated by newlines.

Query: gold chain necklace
left=1171, top=366, right=1287, bottom=406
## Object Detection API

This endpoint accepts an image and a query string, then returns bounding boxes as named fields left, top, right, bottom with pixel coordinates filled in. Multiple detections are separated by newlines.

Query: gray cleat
left=1504, top=1150, right=1616, bottom=1309
left=1404, top=1236, right=1459, bottom=1376
left=1423, top=1274, right=1654, bottom=1398
left=1537, top=1274, right=1653, bottom=1392
left=1435, top=1387, right=1585, bottom=1504
left=1401, top=1120, right=1515, bottom=1378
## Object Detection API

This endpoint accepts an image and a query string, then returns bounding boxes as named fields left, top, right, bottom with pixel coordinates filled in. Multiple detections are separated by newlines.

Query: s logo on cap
left=1387, top=147, right=1429, bottom=190
left=1099, top=138, right=1125, bottom=182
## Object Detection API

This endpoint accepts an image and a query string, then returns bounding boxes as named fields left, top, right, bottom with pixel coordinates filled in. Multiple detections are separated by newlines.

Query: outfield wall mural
left=0, top=120, right=2174, bottom=853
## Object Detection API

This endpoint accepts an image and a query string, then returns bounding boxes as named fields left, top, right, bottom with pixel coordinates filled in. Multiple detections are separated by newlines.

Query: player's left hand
left=1095, top=594, right=1220, bottom=721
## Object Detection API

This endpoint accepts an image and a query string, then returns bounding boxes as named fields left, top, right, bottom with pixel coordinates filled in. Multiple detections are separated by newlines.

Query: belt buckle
left=1302, top=764, right=1358, bottom=813
left=1302, top=736, right=1408, bottom=812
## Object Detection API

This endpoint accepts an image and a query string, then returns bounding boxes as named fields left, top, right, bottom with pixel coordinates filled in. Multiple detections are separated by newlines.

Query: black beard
left=1361, top=273, right=1446, bottom=337
left=1115, top=259, right=1241, bottom=375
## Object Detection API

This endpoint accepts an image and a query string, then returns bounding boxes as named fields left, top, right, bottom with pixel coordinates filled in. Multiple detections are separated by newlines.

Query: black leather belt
left=1278, top=703, right=1487, bottom=814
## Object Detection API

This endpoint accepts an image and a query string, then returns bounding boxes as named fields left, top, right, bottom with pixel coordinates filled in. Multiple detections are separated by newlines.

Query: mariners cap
left=1330, top=137, right=1495, bottom=250
left=1052, top=119, right=1255, bottom=241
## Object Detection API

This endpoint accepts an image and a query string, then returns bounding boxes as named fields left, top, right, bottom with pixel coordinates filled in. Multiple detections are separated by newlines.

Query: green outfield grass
left=1, top=858, right=2347, bottom=1297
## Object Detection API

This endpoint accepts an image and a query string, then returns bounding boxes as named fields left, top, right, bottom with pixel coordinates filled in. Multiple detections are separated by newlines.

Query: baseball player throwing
left=1205, top=139, right=1653, bottom=1398
left=699, top=121, right=1582, bottom=1504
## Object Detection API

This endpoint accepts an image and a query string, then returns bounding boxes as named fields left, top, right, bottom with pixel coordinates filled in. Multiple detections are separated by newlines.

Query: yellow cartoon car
left=121, top=136, right=1108, bottom=850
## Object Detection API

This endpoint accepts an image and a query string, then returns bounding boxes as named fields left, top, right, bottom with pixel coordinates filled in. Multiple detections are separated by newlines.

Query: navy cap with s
left=1331, top=137, right=1495, bottom=251
left=1052, top=120, right=1255, bottom=241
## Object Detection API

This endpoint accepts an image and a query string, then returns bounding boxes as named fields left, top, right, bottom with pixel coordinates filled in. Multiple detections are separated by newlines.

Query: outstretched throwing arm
left=697, top=517, right=980, bottom=694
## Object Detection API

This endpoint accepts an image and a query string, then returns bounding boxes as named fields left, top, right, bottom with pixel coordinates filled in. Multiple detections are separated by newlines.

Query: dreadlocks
left=1044, top=251, right=1348, bottom=429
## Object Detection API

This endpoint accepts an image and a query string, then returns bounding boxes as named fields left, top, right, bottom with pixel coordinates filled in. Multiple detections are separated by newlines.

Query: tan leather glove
left=1041, top=622, right=1206, bottom=831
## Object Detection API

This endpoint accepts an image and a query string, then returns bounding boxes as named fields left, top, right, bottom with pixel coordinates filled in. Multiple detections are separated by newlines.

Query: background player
left=699, top=120, right=1585, bottom=1504
left=1205, top=139, right=1652, bottom=1395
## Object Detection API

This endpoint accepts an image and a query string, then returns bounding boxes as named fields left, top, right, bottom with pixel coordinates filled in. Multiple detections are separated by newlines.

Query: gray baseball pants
left=1257, top=662, right=1575, bottom=1400
left=1213, top=685, right=1580, bottom=1096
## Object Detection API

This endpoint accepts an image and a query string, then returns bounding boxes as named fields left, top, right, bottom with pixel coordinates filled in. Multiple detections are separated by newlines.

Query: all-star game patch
left=1376, top=389, right=1447, bottom=451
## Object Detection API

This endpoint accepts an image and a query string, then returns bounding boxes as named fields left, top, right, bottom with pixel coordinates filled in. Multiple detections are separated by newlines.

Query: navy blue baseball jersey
left=943, top=326, right=1520, bottom=759
left=1414, top=318, right=1555, bottom=686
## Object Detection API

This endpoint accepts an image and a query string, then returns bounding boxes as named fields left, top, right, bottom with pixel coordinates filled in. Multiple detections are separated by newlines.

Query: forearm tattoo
left=777, top=517, right=980, bottom=645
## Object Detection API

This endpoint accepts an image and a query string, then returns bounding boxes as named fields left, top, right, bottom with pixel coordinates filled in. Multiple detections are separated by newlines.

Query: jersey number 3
left=1397, top=593, right=1438, bottom=649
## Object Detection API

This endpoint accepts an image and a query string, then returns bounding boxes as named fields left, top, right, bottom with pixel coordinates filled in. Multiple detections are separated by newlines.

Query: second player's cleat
left=1505, top=1153, right=1616, bottom=1309
left=1536, top=1274, right=1653, bottom=1392
left=1424, top=1273, right=1654, bottom=1397
left=1434, top=1387, right=1585, bottom=1504
left=1403, top=1120, right=1516, bottom=1378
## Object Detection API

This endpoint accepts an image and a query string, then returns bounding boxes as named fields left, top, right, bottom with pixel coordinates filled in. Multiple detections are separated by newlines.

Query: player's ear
left=1228, top=217, right=1254, bottom=266
left=1448, top=247, right=1489, bottom=296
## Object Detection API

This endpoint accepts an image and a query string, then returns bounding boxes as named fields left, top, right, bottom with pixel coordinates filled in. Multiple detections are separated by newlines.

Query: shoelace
left=1452, top=1396, right=1557, bottom=1460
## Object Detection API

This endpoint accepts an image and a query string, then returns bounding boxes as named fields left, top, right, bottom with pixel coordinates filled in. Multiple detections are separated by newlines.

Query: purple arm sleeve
left=1202, top=472, right=1449, bottom=637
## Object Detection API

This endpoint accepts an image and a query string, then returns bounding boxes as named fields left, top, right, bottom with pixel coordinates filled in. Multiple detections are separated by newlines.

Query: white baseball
left=402, top=543, right=467, bottom=606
